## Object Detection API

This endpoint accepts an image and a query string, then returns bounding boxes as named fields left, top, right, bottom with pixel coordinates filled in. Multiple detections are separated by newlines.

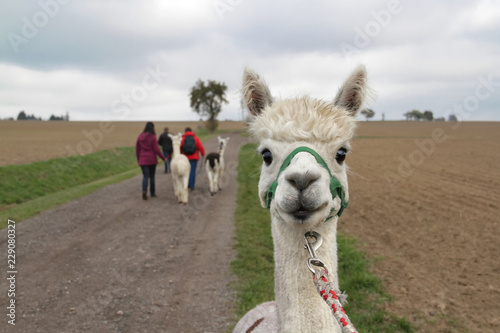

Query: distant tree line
left=404, top=109, right=434, bottom=121
left=16, top=111, right=42, bottom=121
left=403, top=109, right=459, bottom=122
left=49, top=114, right=68, bottom=121
left=15, top=110, right=70, bottom=121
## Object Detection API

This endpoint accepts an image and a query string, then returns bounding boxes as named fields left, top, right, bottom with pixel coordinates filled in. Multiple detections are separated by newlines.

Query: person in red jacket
left=180, top=127, right=205, bottom=190
left=136, top=122, right=166, bottom=200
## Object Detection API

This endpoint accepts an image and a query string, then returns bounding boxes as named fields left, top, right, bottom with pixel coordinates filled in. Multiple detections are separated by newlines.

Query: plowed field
left=342, top=121, right=500, bottom=332
left=0, top=121, right=244, bottom=166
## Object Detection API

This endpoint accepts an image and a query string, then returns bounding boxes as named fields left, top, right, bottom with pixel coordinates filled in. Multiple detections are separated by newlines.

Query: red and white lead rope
left=313, top=268, right=358, bottom=333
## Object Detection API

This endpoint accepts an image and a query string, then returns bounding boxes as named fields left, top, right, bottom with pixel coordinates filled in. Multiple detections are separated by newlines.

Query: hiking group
left=135, top=122, right=205, bottom=200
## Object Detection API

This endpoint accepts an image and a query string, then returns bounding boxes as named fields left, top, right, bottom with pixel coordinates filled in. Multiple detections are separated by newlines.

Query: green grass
left=0, top=168, right=140, bottom=229
left=232, top=143, right=274, bottom=314
left=0, top=147, right=138, bottom=207
left=232, top=143, right=413, bottom=332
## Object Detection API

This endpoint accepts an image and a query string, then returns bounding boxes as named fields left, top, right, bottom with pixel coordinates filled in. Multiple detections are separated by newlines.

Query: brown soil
left=0, top=132, right=248, bottom=333
left=341, top=121, right=500, bottom=332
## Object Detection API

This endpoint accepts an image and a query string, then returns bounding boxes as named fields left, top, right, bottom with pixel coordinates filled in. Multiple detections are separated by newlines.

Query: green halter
left=265, top=146, right=348, bottom=218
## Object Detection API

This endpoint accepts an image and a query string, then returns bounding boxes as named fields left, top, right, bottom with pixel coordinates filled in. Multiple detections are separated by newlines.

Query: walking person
left=180, top=127, right=205, bottom=190
left=136, top=122, right=166, bottom=200
left=158, top=127, right=173, bottom=173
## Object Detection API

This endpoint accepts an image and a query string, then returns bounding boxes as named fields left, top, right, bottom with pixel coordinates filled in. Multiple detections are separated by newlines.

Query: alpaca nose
left=285, top=171, right=320, bottom=191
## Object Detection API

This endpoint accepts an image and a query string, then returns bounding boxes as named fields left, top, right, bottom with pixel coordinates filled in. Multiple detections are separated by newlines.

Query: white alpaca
left=233, top=66, right=368, bottom=333
left=169, top=133, right=191, bottom=205
left=205, top=136, right=230, bottom=196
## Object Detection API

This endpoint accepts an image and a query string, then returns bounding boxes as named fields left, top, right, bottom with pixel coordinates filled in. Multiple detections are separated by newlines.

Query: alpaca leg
left=207, top=170, right=212, bottom=194
left=218, top=168, right=223, bottom=191
left=182, top=175, right=189, bottom=205
left=171, top=174, right=178, bottom=201
left=175, top=177, right=183, bottom=203
left=209, top=171, right=216, bottom=195
left=205, top=163, right=213, bottom=195
left=173, top=177, right=179, bottom=203
left=214, top=161, right=221, bottom=193
left=213, top=169, right=219, bottom=193
left=218, top=158, right=224, bottom=191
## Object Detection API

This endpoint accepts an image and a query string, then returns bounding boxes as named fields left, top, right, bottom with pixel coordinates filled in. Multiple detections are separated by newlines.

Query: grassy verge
left=0, top=147, right=138, bottom=206
left=0, top=168, right=140, bottom=229
left=232, top=143, right=413, bottom=332
left=0, top=129, right=220, bottom=226
left=232, top=143, right=274, bottom=314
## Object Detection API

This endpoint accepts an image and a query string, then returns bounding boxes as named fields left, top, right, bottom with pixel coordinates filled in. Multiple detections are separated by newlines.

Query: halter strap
left=265, top=146, right=348, bottom=217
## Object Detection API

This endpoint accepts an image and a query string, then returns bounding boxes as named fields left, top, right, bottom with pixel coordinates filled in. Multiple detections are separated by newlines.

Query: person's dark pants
left=188, top=160, right=197, bottom=189
left=163, top=150, right=172, bottom=173
left=140, top=164, right=157, bottom=195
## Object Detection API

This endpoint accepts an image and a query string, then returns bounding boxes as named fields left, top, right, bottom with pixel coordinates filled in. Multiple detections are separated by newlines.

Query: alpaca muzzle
left=265, top=146, right=348, bottom=218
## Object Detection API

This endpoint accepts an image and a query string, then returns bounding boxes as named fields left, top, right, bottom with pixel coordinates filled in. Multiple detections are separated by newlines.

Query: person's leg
left=189, top=160, right=198, bottom=189
left=163, top=151, right=169, bottom=173
left=149, top=164, right=157, bottom=196
left=166, top=150, right=172, bottom=173
left=141, top=165, right=149, bottom=199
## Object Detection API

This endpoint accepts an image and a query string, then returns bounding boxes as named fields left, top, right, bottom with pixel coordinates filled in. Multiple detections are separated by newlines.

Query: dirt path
left=0, top=132, right=248, bottom=333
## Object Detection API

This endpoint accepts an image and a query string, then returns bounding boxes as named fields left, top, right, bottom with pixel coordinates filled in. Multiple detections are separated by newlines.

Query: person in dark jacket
left=180, top=127, right=205, bottom=190
left=158, top=127, right=173, bottom=173
left=136, top=122, right=165, bottom=200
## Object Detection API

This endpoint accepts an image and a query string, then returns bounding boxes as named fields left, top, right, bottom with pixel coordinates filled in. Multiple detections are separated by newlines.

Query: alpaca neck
left=173, top=142, right=181, bottom=156
left=272, top=216, right=341, bottom=333
left=219, top=146, right=226, bottom=157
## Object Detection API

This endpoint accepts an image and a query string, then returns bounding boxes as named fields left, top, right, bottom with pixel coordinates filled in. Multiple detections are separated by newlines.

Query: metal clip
left=304, top=231, right=329, bottom=274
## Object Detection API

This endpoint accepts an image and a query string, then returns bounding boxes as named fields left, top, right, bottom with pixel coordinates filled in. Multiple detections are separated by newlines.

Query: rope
left=313, top=268, right=358, bottom=333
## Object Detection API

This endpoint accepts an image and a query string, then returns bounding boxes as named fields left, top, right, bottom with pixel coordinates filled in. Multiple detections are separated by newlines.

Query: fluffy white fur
left=205, top=136, right=230, bottom=195
left=233, top=65, right=368, bottom=333
left=170, top=133, right=191, bottom=205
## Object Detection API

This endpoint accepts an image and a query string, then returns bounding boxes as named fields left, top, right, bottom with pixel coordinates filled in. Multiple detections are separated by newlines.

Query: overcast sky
left=1, top=0, right=499, bottom=122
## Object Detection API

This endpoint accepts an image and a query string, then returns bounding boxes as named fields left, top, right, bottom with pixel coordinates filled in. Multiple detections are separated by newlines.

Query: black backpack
left=182, top=135, right=196, bottom=155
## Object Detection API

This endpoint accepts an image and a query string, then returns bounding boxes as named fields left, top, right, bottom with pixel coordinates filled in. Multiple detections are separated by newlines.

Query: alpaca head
left=217, top=136, right=230, bottom=152
left=169, top=133, right=182, bottom=145
left=242, top=66, right=368, bottom=228
left=170, top=133, right=183, bottom=154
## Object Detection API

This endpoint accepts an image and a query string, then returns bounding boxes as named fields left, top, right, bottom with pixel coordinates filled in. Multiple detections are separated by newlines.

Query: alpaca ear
left=242, top=67, right=273, bottom=116
left=333, top=65, right=368, bottom=117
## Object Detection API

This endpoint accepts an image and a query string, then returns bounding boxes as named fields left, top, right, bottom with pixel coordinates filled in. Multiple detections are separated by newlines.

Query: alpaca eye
left=261, top=149, right=273, bottom=165
left=335, top=148, right=347, bottom=164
